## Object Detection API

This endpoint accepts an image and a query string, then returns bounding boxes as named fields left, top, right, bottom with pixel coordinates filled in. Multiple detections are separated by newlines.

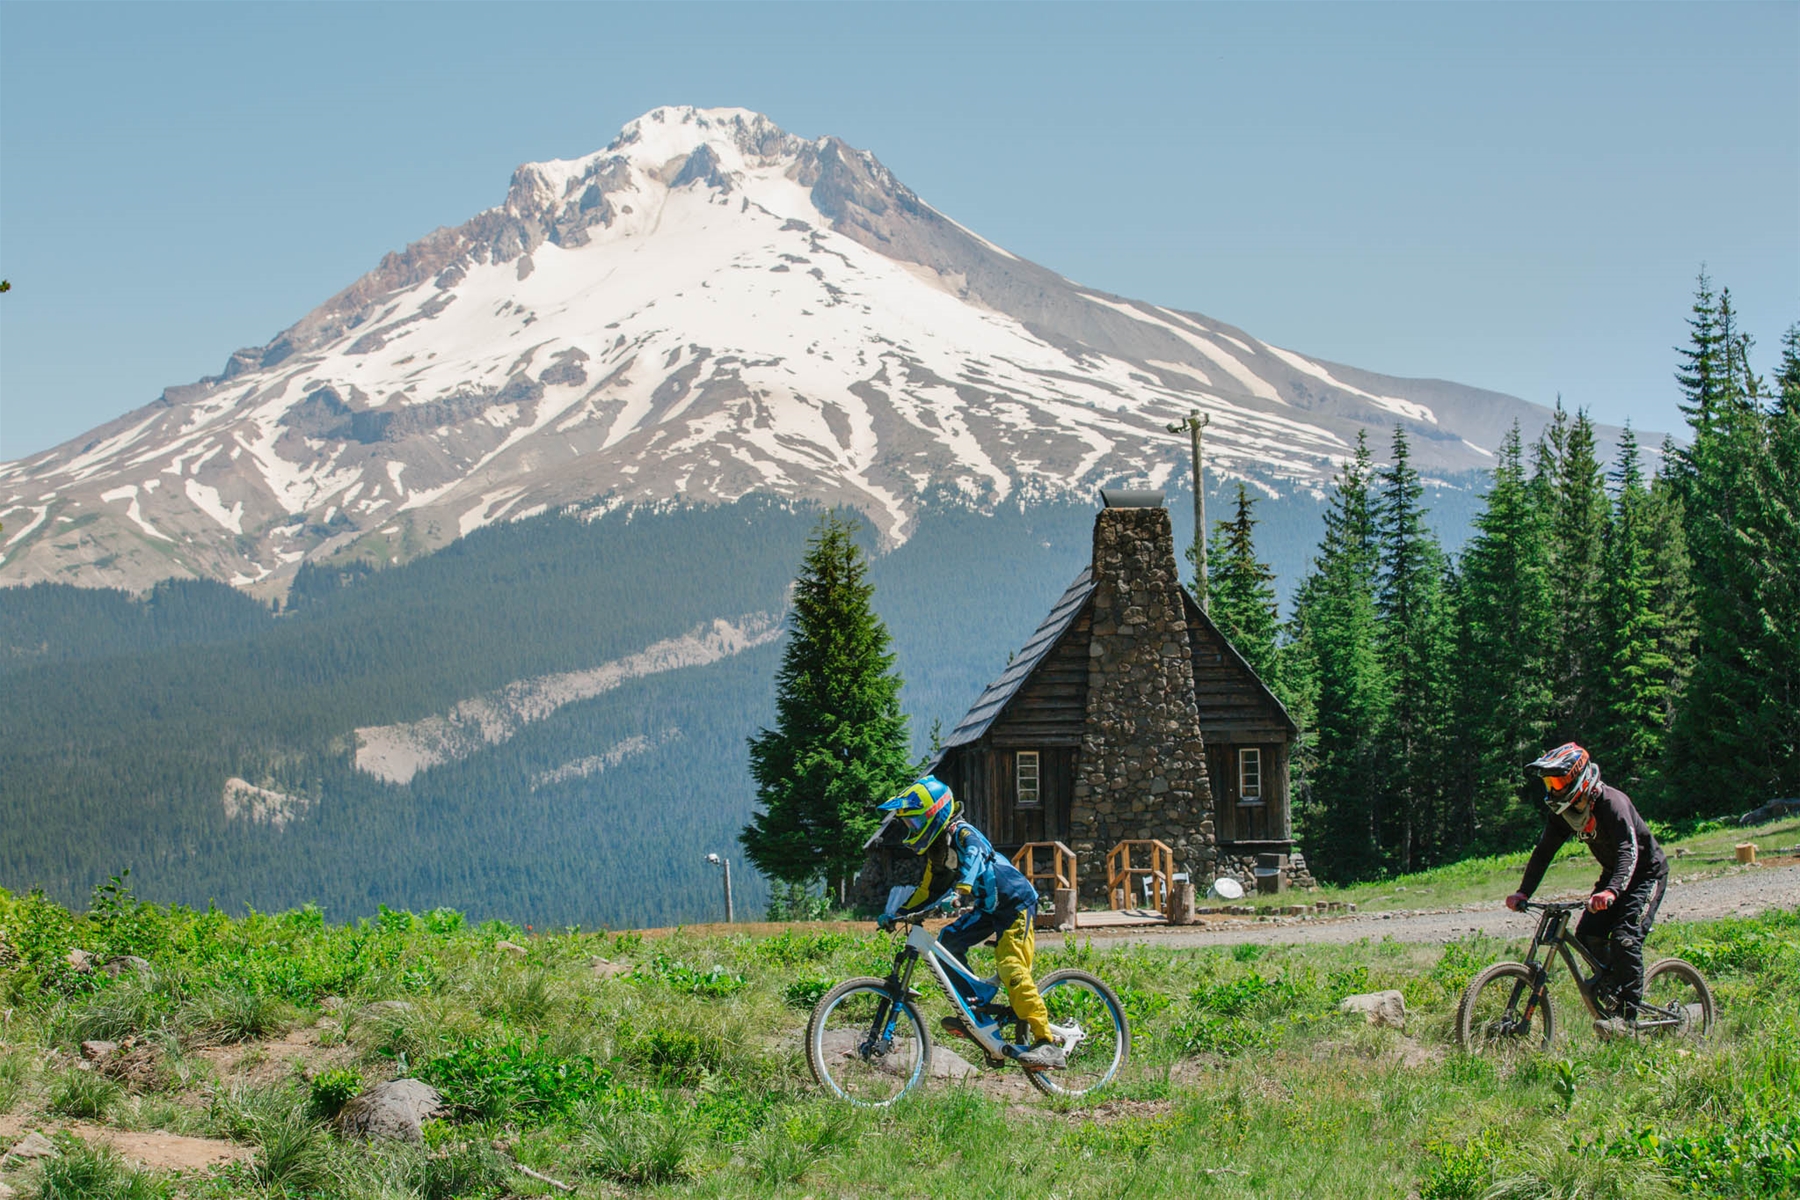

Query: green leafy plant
left=782, top=977, right=833, bottom=1010
left=306, top=1067, right=363, bottom=1119
left=421, top=1035, right=613, bottom=1123
left=633, top=953, right=747, bottom=998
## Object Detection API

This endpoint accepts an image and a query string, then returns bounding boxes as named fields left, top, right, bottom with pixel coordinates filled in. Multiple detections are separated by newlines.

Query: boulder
left=80, top=1040, right=119, bottom=1061
left=1738, top=798, right=1800, bottom=827
left=590, top=957, right=630, bottom=979
left=1339, top=991, right=1408, bottom=1029
left=101, top=955, right=152, bottom=979
left=65, top=948, right=95, bottom=974
left=494, top=940, right=529, bottom=957
left=336, top=1079, right=443, bottom=1143
left=3, top=1131, right=58, bottom=1162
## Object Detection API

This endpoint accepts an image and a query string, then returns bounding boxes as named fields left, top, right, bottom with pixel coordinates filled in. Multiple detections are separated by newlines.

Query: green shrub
left=1172, top=1012, right=1271, bottom=1057
left=46, top=1068, right=124, bottom=1120
left=1600, top=1109, right=1800, bottom=1198
left=421, top=1035, right=613, bottom=1123
left=782, top=977, right=833, bottom=1010
left=632, top=953, right=747, bottom=998
left=1231, top=942, right=1265, bottom=963
left=306, top=1067, right=363, bottom=1119
left=750, top=928, right=855, bottom=966
left=1420, top=1128, right=1504, bottom=1200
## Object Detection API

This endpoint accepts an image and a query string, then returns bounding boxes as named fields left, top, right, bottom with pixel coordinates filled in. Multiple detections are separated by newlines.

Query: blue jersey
left=901, top=818, right=1038, bottom=916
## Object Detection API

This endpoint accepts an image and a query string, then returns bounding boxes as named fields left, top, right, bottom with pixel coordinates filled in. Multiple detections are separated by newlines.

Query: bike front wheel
left=806, top=977, right=932, bottom=1107
left=1456, top=962, right=1554, bottom=1057
left=1025, top=968, right=1131, bottom=1097
left=1640, top=958, right=1715, bottom=1039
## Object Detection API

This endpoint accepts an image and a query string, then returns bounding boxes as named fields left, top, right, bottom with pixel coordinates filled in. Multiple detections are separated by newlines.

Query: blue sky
left=1, top=1, right=1794, bottom=461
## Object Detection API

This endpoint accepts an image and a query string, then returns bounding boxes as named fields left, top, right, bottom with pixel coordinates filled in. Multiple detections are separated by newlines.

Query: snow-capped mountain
left=0, top=106, right=1545, bottom=596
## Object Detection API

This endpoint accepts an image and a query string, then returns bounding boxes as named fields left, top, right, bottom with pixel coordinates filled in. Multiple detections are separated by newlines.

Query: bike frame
left=875, top=917, right=1013, bottom=1060
left=1516, top=901, right=1685, bottom=1031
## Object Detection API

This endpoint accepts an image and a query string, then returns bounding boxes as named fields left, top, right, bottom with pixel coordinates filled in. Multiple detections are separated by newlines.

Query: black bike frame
left=1517, top=900, right=1683, bottom=1028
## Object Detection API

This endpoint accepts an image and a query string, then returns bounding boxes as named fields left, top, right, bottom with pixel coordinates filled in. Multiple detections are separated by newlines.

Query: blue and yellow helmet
left=880, top=776, right=958, bottom=853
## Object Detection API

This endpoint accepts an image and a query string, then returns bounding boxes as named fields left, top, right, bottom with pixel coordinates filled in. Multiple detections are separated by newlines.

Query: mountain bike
left=805, top=893, right=1130, bottom=1106
left=1455, top=899, right=1714, bottom=1056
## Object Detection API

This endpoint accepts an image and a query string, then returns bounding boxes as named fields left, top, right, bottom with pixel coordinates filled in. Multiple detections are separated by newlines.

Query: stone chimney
left=1070, top=496, right=1215, bottom=905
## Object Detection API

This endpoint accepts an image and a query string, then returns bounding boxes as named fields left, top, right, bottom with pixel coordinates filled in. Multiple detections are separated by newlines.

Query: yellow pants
left=995, top=909, right=1051, bottom=1043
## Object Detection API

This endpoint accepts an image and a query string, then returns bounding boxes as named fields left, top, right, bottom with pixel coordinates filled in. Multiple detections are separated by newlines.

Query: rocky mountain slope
left=1, top=105, right=1547, bottom=597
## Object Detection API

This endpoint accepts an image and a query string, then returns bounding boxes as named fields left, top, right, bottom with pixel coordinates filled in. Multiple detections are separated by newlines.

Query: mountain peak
left=0, top=106, right=1563, bottom=598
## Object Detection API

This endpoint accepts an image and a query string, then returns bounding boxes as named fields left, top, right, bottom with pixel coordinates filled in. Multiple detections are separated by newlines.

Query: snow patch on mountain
left=353, top=612, right=782, bottom=785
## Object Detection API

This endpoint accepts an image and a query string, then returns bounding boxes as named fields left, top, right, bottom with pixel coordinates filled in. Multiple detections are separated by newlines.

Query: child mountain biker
left=1505, top=742, right=1669, bottom=1037
left=876, top=775, right=1066, bottom=1070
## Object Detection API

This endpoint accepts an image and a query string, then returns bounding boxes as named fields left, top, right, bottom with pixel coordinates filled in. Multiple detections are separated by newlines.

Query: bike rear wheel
left=807, top=977, right=932, bottom=1107
left=1023, top=969, right=1130, bottom=1097
left=1457, top=962, right=1554, bottom=1057
left=1639, top=958, right=1715, bottom=1039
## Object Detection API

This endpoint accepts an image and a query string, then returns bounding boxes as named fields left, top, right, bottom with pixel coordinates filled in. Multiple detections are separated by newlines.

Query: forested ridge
left=1202, top=279, right=1800, bottom=883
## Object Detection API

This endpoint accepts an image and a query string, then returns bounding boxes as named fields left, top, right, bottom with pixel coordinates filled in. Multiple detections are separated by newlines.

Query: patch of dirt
left=1053, top=1097, right=1176, bottom=1124
left=194, top=1022, right=357, bottom=1085
left=0, top=1121, right=248, bottom=1174
left=81, top=1126, right=250, bottom=1172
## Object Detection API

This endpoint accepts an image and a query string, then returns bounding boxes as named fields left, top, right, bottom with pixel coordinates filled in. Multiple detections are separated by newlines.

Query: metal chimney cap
left=1099, top=488, right=1166, bottom=509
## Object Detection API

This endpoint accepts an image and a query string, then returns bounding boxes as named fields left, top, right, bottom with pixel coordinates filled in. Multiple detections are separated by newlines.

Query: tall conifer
left=741, top=513, right=914, bottom=902
left=1207, top=483, right=1281, bottom=689
left=1374, top=426, right=1454, bottom=871
left=1544, top=408, right=1610, bottom=742
left=1291, top=432, right=1389, bottom=883
left=1598, top=427, right=1677, bottom=790
left=1451, top=423, right=1551, bottom=849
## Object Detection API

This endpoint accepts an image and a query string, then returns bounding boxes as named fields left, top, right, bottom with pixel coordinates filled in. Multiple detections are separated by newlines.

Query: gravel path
left=1043, top=861, right=1800, bottom=949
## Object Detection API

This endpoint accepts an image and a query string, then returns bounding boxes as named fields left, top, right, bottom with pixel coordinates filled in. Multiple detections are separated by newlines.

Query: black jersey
left=1519, top=783, right=1667, bottom=899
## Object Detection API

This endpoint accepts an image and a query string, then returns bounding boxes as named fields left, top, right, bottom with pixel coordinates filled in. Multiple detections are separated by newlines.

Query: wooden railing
left=1106, top=839, right=1174, bottom=912
left=1011, top=841, right=1078, bottom=895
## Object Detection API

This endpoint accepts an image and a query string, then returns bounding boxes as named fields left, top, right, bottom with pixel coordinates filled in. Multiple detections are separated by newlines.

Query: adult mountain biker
left=876, top=775, right=1066, bottom=1070
left=1505, top=742, right=1669, bottom=1038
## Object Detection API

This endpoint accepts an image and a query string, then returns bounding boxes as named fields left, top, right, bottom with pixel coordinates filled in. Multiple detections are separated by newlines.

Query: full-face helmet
left=879, top=775, right=958, bottom=853
left=1528, top=742, right=1602, bottom=815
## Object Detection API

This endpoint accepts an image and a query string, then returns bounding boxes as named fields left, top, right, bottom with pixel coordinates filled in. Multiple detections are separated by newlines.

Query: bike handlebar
left=1519, top=899, right=1587, bottom=913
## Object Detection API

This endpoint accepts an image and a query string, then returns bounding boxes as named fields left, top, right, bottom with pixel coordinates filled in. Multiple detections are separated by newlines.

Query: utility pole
left=704, top=852, right=734, bottom=923
left=1165, top=410, right=1210, bottom=612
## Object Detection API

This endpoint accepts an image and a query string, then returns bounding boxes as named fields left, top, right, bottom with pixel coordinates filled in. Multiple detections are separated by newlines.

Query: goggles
left=1542, top=771, right=1576, bottom=796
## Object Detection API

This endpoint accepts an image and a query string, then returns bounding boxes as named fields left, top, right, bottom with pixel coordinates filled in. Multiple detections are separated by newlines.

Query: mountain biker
left=1505, top=742, right=1669, bottom=1038
left=876, top=775, right=1066, bottom=1070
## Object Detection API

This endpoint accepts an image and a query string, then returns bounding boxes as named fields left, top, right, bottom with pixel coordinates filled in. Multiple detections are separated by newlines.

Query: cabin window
left=1016, top=751, right=1042, bottom=808
left=1238, top=748, right=1263, bottom=804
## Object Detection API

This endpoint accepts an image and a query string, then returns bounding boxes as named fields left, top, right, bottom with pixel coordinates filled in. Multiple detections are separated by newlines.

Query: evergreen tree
left=1775, top=323, right=1800, bottom=417
left=1667, top=283, right=1799, bottom=815
left=1597, top=427, right=1677, bottom=791
left=741, top=513, right=914, bottom=902
left=1673, top=270, right=1729, bottom=435
left=1207, top=482, right=1281, bottom=689
left=1291, top=432, right=1389, bottom=883
left=1374, top=426, right=1455, bottom=871
left=1451, top=423, right=1552, bottom=850
left=1544, top=408, right=1610, bottom=743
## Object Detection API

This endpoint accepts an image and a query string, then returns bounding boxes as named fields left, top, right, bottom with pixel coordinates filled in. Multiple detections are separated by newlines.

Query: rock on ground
left=1340, top=991, right=1408, bottom=1029
left=3, top=1131, right=57, bottom=1162
left=814, top=1029, right=975, bottom=1081
left=336, top=1079, right=443, bottom=1143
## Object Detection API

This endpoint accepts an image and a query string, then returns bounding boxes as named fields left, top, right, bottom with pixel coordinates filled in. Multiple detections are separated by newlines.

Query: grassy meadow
left=0, top=854, right=1795, bottom=1199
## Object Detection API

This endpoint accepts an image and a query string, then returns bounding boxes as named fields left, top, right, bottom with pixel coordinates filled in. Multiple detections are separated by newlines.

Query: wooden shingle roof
left=941, top=568, right=1095, bottom=750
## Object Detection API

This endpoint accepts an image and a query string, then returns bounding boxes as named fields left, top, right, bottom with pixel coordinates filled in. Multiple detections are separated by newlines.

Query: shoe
left=1007, top=1040, right=1067, bottom=1070
left=940, top=1015, right=973, bottom=1041
left=1593, top=1017, right=1637, bottom=1041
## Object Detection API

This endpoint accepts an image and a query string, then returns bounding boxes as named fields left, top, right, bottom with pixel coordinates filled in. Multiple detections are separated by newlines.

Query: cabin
left=861, top=489, right=1311, bottom=907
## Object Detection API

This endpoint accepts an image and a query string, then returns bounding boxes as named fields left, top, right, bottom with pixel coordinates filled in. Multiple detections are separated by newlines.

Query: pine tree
left=1673, top=270, right=1729, bottom=436
left=1544, top=408, right=1610, bottom=743
left=740, top=513, right=914, bottom=902
left=1207, top=483, right=1281, bottom=688
left=1374, top=426, right=1455, bottom=871
left=1290, top=432, right=1389, bottom=883
left=1774, top=323, right=1800, bottom=417
left=1597, top=426, right=1677, bottom=791
left=1451, top=423, right=1552, bottom=850
left=1667, top=284, right=1798, bottom=815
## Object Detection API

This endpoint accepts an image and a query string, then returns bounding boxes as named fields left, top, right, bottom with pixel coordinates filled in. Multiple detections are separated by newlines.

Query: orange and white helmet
left=1528, top=743, right=1602, bottom=814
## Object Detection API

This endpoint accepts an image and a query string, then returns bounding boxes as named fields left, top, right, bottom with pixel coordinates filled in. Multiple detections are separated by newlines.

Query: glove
left=876, top=912, right=896, bottom=932
left=1504, top=892, right=1528, bottom=912
left=1588, top=890, right=1616, bottom=913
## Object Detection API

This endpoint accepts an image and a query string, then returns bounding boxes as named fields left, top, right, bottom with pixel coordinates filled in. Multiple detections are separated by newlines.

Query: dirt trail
left=1045, top=861, right=1800, bottom=949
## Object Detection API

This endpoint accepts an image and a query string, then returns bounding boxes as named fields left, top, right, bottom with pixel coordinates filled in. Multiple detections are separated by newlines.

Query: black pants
left=1576, top=872, right=1666, bottom=1016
